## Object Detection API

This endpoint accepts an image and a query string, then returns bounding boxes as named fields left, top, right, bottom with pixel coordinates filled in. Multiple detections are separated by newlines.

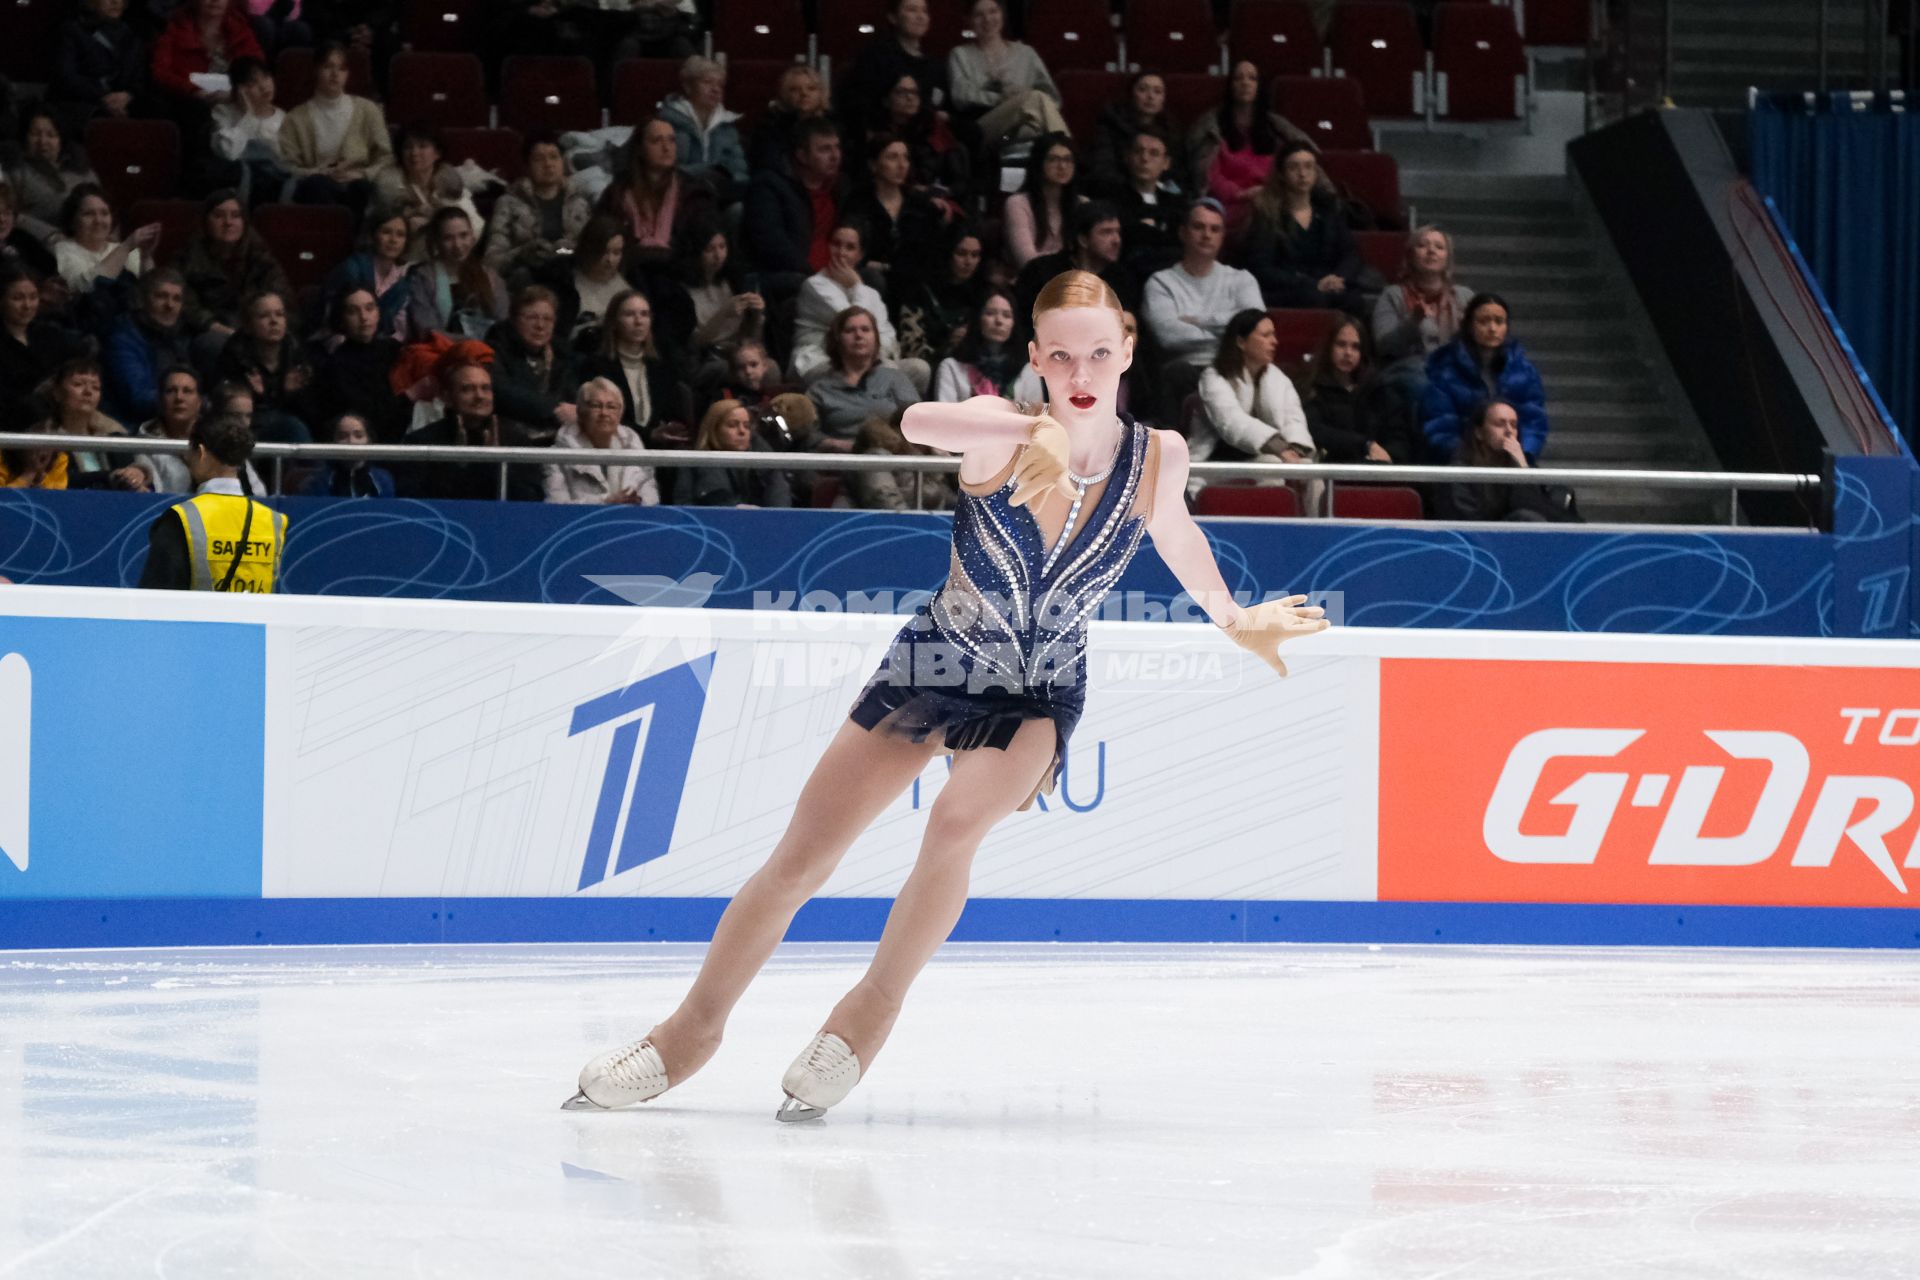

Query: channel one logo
left=0, top=652, right=27, bottom=873
left=1378, top=658, right=1920, bottom=908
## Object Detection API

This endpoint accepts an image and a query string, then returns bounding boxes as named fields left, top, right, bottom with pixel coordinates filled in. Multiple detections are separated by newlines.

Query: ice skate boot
left=563, top=1038, right=670, bottom=1111
left=774, top=1032, right=860, bottom=1122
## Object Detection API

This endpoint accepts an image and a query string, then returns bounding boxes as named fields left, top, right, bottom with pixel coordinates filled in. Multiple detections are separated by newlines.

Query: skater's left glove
left=1008, top=414, right=1070, bottom=510
left=1221, top=595, right=1328, bottom=679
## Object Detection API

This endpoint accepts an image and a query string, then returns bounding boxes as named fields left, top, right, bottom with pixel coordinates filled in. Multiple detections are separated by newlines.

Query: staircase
left=1413, top=174, right=1719, bottom=524
left=1667, top=0, right=1875, bottom=109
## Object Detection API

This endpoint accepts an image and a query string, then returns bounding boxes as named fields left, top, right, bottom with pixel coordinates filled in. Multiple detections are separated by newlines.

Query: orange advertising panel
left=1379, top=659, right=1920, bottom=908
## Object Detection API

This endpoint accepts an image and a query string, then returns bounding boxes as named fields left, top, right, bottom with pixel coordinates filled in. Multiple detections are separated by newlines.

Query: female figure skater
left=565, top=269, right=1328, bottom=1121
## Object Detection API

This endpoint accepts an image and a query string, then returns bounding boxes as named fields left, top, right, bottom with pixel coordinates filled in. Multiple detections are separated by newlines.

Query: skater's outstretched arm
left=900, top=395, right=1040, bottom=485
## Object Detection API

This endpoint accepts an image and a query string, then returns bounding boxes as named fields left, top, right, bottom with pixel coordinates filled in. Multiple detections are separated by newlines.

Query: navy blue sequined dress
left=848, top=413, right=1163, bottom=809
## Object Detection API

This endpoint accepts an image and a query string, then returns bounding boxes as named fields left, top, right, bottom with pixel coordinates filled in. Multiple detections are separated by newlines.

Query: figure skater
left=565, top=269, right=1328, bottom=1121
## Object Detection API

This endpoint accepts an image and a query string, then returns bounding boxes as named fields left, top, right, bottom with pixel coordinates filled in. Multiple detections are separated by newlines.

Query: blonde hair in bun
left=1031, top=269, right=1125, bottom=328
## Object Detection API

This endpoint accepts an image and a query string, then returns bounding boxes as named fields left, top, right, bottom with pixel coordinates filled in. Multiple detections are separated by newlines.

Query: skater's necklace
left=1041, top=429, right=1123, bottom=576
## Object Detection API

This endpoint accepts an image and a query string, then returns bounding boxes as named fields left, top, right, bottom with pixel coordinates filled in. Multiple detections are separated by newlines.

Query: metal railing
left=4, top=432, right=1823, bottom=527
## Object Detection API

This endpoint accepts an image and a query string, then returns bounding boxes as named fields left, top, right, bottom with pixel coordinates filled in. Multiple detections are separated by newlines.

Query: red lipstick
left=1069, top=394, right=1097, bottom=410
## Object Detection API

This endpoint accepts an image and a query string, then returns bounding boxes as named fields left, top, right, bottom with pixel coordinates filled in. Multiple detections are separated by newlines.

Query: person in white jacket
left=791, top=222, right=929, bottom=393
left=209, top=57, right=288, bottom=204
left=544, top=377, right=662, bottom=505
left=1192, top=308, right=1322, bottom=511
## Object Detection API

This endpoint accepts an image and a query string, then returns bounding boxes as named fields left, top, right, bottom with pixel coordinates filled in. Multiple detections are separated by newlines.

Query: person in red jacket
left=150, top=0, right=264, bottom=126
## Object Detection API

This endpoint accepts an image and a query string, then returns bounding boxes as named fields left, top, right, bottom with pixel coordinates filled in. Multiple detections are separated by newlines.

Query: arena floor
left=0, top=942, right=1913, bottom=1278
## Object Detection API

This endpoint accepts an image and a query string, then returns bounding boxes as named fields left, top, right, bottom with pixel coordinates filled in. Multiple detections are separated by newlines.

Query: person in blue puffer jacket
left=1419, top=291, right=1548, bottom=462
left=656, top=56, right=751, bottom=203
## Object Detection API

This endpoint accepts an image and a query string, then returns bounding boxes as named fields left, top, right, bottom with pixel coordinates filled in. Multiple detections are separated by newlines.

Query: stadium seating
left=1520, top=0, right=1591, bottom=46
left=84, top=119, right=183, bottom=211
left=386, top=52, right=489, bottom=129
left=1318, top=149, right=1404, bottom=226
left=443, top=127, right=527, bottom=183
left=1354, top=229, right=1406, bottom=279
left=274, top=45, right=375, bottom=109
left=1195, top=484, right=1300, bottom=517
left=124, top=199, right=201, bottom=269
left=1026, top=0, right=1121, bottom=74
left=815, top=0, right=892, bottom=69
left=1272, top=76, right=1373, bottom=150
left=1161, top=73, right=1228, bottom=130
left=1267, top=308, right=1342, bottom=369
left=1433, top=4, right=1529, bottom=121
left=254, top=203, right=356, bottom=293
left=719, top=59, right=796, bottom=132
left=1227, top=0, right=1325, bottom=78
left=1332, top=485, right=1424, bottom=519
left=1056, top=70, right=1131, bottom=142
left=401, top=0, right=484, bottom=54
left=1125, top=0, right=1223, bottom=75
left=612, top=58, right=684, bottom=125
left=709, top=0, right=809, bottom=65
left=1, top=0, right=63, bottom=82
left=1327, top=1, right=1428, bottom=118
left=500, top=56, right=602, bottom=135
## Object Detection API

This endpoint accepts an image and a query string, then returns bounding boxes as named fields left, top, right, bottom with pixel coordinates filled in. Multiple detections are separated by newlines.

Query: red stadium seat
left=274, top=45, right=375, bottom=108
left=253, top=203, right=356, bottom=294
left=612, top=58, right=683, bottom=125
left=1027, top=0, right=1121, bottom=73
left=1354, top=229, right=1405, bottom=278
left=1272, top=76, right=1373, bottom=150
left=443, top=127, right=527, bottom=183
left=1318, top=149, right=1403, bottom=225
left=721, top=59, right=795, bottom=132
left=386, top=52, right=488, bottom=129
left=1521, top=0, right=1591, bottom=46
left=125, top=199, right=201, bottom=268
left=1161, top=73, right=1227, bottom=130
left=1056, top=70, right=1131, bottom=142
left=1125, top=0, right=1222, bottom=74
left=1267, top=308, right=1342, bottom=368
left=1433, top=3, right=1528, bottom=121
left=501, top=56, right=602, bottom=134
left=1328, top=1, right=1428, bottom=118
left=816, top=0, right=892, bottom=69
left=1332, top=484, right=1423, bottom=519
left=925, top=2, right=976, bottom=58
left=1195, top=484, right=1300, bottom=517
left=1228, top=0, right=1325, bottom=77
left=84, top=119, right=182, bottom=211
left=402, top=0, right=484, bottom=53
left=0, top=0, right=62, bottom=82
left=810, top=475, right=842, bottom=508
left=709, top=0, right=808, bottom=64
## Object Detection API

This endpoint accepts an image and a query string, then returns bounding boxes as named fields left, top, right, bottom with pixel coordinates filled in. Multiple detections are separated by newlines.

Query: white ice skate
left=563, top=1038, right=670, bottom=1111
left=775, top=1031, right=860, bottom=1122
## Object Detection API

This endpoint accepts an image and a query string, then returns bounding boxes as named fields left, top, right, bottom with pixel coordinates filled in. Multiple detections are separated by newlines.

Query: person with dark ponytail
left=137, top=412, right=289, bottom=592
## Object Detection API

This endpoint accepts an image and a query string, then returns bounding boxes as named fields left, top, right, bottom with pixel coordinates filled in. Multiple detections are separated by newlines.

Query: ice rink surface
left=0, top=941, right=1915, bottom=1279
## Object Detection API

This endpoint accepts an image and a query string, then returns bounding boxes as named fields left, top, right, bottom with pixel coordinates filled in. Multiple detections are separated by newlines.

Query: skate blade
left=561, top=1090, right=610, bottom=1111
left=774, top=1095, right=827, bottom=1123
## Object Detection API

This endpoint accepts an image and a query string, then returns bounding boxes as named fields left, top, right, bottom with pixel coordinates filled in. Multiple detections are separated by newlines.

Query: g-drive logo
left=0, top=653, right=27, bottom=873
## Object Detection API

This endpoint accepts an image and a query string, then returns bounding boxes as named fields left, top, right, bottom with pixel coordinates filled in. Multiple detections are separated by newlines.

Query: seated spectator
left=1243, top=143, right=1366, bottom=315
left=597, top=116, right=717, bottom=281
left=695, top=338, right=797, bottom=418
left=1102, top=128, right=1187, bottom=277
left=932, top=288, right=1041, bottom=404
left=32, top=356, right=153, bottom=491
left=947, top=0, right=1070, bottom=151
left=750, top=65, right=829, bottom=175
left=1300, top=317, right=1413, bottom=464
left=0, top=441, right=70, bottom=489
left=806, top=306, right=918, bottom=448
left=555, top=215, right=629, bottom=343
left=872, top=76, right=970, bottom=200
left=487, top=284, right=578, bottom=437
left=833, top=0, right=945, bottom=153
left=8, top=109, right=99, bottom=243
left=1192, top=310, right=1317, bottom=505
left=688, top=398, right=792, bottom=507
left=1186, top=62, right=1317, bottom=228
left=889, top=225, right=987, bottom=366
left=139, top=364, right=211, bottom=493
left=0, top=183, right=59, bottom=282
left=1421, top=292, right=1548, bottom=463
left=1091, top=73, right=1186, bottom=192
left=1434, top=398, right=1580, bottom=522
left=1016, top=201, right=1141, bottom=325
left=850, top=411, right=954, bottom=511
left=312, top=286, right=408, bottom=442
left=545, top=376, right=660, bottom=505
left=180, top=189, right=289, bottom=345
left=281, top=39, right=392, bottom=219
left=657, top=57, right=749, bottom=202
left=209, top=56, right=287, bottom=205
left=216, top=288, right=314, bottom=442
left=792, top=222, right=914, bottom=387
left=104, top=268, right=193, bottom=425
left=1143, top=199, right=1263, bottom=422
left=378, top=124, right=484, bottom=261
left=301, top=412, right=394, bottom=498
left=50, top=0, right=149, bottom=136
left=1002, top=135, right=1084, bottom=269
left=405, top=207, right=508, bottom=340
left=483, top=133, right=594, bottom=289
left=242, top=0, right=312, bottom=60
left=54, top=184, right=157, bottom=292
left=0, top=265, right=87, bottom=432
left=398, top=360, right=546, bottom=502
left=578, top=289, right=693, bottom=445
left=669, top=218, right=764, bottom=377
left=149, top=0, right=265, bottom=133
left=842, top=134, right=944, bottom=284
left=323, top=206, right=410, bottom=340
left=1371, top=224, right=1472, bottom=423
left=743, top=117, right=848, bottom=300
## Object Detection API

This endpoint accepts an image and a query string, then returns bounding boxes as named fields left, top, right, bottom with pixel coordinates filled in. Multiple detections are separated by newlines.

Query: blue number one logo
left=572, top=652, right=716, bottom=891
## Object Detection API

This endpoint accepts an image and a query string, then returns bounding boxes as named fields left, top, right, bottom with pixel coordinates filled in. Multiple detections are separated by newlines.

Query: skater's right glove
left=1008, top=414, right=1070, bottom=510
left=1221, top=595, right=1329, bottom=679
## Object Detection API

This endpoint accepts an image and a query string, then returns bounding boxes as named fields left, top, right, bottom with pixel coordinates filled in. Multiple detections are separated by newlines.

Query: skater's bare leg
left=645, top=719, right=943, bottom=1082
left=821, top=716, right=1057, bottom=1068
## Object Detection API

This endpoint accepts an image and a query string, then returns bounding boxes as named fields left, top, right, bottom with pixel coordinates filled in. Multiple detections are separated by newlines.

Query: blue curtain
left=1750, top=95, right=1920, bottom=450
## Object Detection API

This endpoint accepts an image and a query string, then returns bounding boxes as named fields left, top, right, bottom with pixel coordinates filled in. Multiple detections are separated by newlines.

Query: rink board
left=1, top=586, right=1916, bottom=949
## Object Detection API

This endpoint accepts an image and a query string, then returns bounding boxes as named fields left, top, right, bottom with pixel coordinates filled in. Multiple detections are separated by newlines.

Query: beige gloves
left=1008, top=414, right=1071, bottom=509
left=1222, top=594, right=1329, bottom=678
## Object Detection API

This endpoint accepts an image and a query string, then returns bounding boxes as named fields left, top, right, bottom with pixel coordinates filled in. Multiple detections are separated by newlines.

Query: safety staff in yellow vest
left=137, top=414, right=288, bottom=593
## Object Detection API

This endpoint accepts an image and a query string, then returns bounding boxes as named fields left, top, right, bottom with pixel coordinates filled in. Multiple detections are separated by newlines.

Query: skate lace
left=804, top=1034, right=851, bottom=1076
left=606, top=1040, right=663, bottom=1087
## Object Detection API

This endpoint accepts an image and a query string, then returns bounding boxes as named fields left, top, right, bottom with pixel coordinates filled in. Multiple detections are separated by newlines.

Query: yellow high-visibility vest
left=171, top=492, right=287, bottom=593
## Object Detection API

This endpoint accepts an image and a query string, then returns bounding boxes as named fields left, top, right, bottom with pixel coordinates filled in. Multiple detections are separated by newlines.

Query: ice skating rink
left=0, top=942, right=1914, bottom=1280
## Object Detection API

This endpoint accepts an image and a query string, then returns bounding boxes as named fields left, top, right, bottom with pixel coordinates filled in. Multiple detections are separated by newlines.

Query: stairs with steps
left=1667, top=0, right=1875, bottom=110
left=1412, top=174, right=1721, bottom=524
